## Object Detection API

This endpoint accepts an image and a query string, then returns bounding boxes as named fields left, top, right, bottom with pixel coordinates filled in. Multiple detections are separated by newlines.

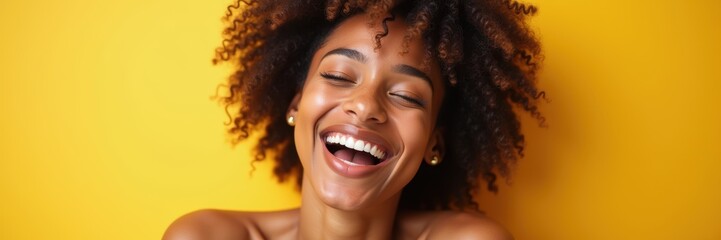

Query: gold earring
left=287, top=116, right=295, bottom=126
left=429, top=155, right=439, bottom=166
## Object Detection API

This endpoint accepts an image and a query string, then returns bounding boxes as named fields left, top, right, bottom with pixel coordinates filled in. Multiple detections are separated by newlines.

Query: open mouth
left=324, top=133, right=388, bottom=166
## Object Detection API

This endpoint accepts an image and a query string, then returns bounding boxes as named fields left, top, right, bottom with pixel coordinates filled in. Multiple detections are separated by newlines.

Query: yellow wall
left=1, top=0, right=718, bottom=239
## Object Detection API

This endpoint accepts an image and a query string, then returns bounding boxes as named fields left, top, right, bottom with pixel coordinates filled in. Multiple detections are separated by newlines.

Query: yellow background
left=1, top=0, right=719, bottom=239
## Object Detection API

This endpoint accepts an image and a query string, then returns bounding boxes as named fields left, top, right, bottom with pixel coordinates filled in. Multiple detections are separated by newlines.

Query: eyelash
left=389, top=92, right=425, bottom=107
left=320, top=72, right=352, bottom=82
left=320, top=72, right=425, bottom=107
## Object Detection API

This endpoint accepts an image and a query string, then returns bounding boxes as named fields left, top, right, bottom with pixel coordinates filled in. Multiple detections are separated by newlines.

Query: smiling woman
left=163, top=0, right=542, bottom=239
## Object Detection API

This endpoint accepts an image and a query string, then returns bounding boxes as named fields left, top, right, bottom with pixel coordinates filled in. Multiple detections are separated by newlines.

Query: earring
left=429, top=155, right=440, bottom=166
left=287, top=116, right=295, bottom=126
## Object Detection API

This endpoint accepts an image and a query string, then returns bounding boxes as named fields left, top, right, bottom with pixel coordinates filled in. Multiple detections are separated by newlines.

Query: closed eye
left=320, top=72, right=353, bottom=83
left=389, top=92, right=425, bottom=107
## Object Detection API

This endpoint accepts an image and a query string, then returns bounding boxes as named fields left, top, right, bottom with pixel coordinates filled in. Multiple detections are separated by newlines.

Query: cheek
left=297, top=83, right=340, bottom=121
left=388, top=112, right=432, bottom=191
left=395, top=111, right=433, bottom=157
left=294, top=83, right=339, bottom=161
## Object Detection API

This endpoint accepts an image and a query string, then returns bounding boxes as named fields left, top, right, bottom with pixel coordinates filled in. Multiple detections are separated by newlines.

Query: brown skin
left=164, top=13, right=512, bottom=240
left=164, top=209, right=510, bottom=240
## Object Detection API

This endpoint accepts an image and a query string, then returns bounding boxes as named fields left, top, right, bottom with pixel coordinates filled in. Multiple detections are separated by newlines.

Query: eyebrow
left=391, top=64, right=433, bottom=90
left=321, top=48, right=367, bottom=63
left=321, top=47, right=434, bottom=90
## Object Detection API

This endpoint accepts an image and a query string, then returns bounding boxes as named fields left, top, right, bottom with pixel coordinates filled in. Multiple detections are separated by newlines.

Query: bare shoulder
left=427, top=211, right=513, bottom=240
left=162, top=208, right=299, bottom=240
left=397, top=211, right=513, bottom=240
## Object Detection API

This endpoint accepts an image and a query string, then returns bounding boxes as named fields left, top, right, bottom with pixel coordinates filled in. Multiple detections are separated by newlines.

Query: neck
left=297, top=178, right=401, bottom=240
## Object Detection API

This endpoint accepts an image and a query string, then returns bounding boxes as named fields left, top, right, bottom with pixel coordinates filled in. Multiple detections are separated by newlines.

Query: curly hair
left=214, top=0, right=544, bottom=211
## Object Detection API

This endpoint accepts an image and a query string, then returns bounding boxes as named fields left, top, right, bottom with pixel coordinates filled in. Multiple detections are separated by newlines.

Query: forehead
left=318, top=13, right=430, bottom=68
left=304, top=13, right=447, bottom=119
left=312, top=14, right=444, bottom=93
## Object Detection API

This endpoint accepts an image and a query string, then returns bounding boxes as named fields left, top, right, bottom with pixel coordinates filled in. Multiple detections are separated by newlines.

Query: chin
left=306, top=159, right=383, bottom=211
left=297, top=120, right=418, bottom=211
left=318, top=186, right=373, bottom=211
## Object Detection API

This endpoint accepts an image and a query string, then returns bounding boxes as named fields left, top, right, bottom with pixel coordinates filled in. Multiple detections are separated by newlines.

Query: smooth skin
left=164, top=13, right=512, bottom=240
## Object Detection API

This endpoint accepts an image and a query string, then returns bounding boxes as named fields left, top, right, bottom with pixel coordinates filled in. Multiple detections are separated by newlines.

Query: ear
left=286, top=92, right=302, bottom=119
left=424, top=127, right=445, bottom=165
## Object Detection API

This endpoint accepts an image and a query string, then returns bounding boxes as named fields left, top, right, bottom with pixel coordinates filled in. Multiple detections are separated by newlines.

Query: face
left=291, top=13, right=445, bottom=210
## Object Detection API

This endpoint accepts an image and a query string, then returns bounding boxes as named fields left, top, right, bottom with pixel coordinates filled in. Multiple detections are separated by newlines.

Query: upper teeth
left=325, top=134, right=386, bottom=160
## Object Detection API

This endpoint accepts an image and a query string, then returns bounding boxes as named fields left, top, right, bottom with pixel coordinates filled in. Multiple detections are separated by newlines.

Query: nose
left=341, top=89, right=387, bottom=124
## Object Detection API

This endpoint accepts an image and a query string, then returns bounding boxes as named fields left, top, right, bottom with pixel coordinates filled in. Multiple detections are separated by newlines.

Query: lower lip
left=321, top=140, right=390, bottom=178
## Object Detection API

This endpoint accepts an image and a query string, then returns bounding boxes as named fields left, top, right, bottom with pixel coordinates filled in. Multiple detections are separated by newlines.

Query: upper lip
left=319, top=124, right=396, bottom=160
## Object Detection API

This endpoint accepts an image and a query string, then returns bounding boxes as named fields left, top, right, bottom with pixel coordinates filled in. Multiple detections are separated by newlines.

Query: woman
left=165, top=0, right=543, bottom=239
